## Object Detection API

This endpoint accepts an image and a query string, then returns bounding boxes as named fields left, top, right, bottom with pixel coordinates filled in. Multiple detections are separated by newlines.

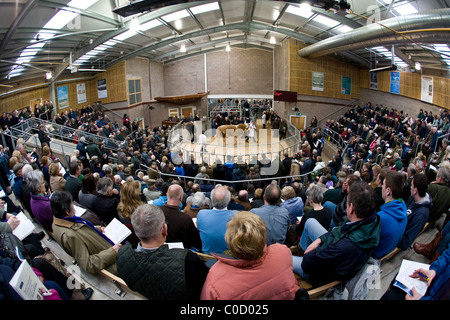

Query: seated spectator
left=197, top=186, right=236, bottom=254
left=250, top=184, right=289, bottom=246
left=381, top=247, right=450, bottom=300
left=50, top=191, right=120, bottom=275
left=250, top=188, right=264, bottom=209
left=233, top=190, right=251, bottom=211
left=91, top=177, right=120, bottom=225
left=200, top=211, right=300, bottom=300
left=280, top=186, right=304, bottom=225
left=372, top=170, right=408, bottom=259
left=28, top=170, right=54, bottom=232
left=426, top=161, right=450, bottom=223
left=142, top=179, right=161, bottom=201
left=116, top=204, right=209, bottom=300
left=159, top=184, right=202, bottom=251
left=78, top=174, right=98, bottom=210
left=398, top=173, right=432, bottom=250
left=49, top=162, right=65, bottom=193
left=0, top=199, right=45, bottom=259
left=295, top=184, right=332, bottom=242
left=194, top=166, right=209, bottom=185
left=117, top=180, right=144, bottom=225
left=184, top=192, right=209, bottom=219
left=293, top=180, right=381, bottom=287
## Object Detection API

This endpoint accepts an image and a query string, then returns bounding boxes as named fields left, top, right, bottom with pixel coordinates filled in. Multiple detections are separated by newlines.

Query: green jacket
left=86, top=143, right=103, bottom=159
left=427, top=182, right=450, bottom=222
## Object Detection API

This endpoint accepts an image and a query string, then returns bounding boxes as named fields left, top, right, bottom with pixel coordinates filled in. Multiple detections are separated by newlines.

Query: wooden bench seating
left=381, top=222, right=430, bottom=263
left=100, top=269, right=147, bottom=299
left=289, top=222, right=432, bottom=299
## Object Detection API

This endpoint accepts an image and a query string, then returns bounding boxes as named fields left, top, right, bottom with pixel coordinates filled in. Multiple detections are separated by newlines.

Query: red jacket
left=200, top=243, right=299, bottom=300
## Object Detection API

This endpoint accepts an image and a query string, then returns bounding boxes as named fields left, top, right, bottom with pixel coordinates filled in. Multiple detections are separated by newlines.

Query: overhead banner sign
left=274, top=90, right=297, bottom=103
left=390, top=71, right=400, bottom=94
left=312, top=71, right=324, bottom=91
left=57, top=86, right=69, bottom=110
left=341, top=76, right=351, bottom=95
left=420, top=76, right=433, bottom=104
left=97, top=79, right=108, bottom=99
left=76, top=83, right=87, bottom=104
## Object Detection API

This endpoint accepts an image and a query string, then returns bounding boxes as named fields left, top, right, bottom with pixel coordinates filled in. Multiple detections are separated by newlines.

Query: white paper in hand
left=73, top=205, right=86, bottom=217
left=9, top=260, right=47, bottom=300
left=394, top=259, right=430, bottom=296
left=13, top=212, right=36, bottom=241
left=103, top=218, right=131, bottom=245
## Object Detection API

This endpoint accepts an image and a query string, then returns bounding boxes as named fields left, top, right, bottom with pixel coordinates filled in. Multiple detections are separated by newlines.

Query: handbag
left=0, top=232, right=31, bottom=261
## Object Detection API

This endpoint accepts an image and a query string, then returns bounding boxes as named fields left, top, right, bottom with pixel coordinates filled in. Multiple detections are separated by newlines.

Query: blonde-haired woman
left=200, top=211, right=299, bottom=300
left=117, top=180, right=144, bottom=224
left=49, top=162, right=66, bottom=193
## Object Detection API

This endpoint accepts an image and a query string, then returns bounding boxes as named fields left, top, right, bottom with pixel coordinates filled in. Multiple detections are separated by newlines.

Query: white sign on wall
left=420, top=76, right=433, bottom=104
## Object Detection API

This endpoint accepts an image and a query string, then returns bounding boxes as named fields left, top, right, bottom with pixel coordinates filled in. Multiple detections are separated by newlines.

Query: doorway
left=290, top=115, right=306, bottom=130
left=181, top=106, right=194, bottom=119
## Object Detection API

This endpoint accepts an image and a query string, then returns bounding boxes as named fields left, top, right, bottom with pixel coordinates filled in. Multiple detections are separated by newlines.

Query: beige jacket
left=52, top=217, right=117, bottom=275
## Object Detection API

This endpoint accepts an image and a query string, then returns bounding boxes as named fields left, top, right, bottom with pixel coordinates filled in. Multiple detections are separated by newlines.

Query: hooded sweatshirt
left=372, top=199, right=407, bottom=258
left=398, top=193, right=432, bottom=250
left=301, top=213, right=381, bottom=287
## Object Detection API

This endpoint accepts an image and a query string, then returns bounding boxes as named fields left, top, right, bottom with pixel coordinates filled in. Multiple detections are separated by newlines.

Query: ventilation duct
left=298, top=8, right=450, bottom=58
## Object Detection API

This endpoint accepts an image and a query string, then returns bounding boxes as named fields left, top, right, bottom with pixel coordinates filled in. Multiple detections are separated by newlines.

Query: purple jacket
left=30, top=194, right=54, bottom=231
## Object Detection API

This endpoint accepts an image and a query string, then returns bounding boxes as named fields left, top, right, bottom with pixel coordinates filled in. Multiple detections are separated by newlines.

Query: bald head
left=167, top=184, right=183, bottom=205
left=211, top=186, right=231, bottom=210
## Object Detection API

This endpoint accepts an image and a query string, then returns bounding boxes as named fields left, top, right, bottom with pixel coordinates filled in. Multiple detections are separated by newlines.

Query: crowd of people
left=0, top=100, right=448, bottom=301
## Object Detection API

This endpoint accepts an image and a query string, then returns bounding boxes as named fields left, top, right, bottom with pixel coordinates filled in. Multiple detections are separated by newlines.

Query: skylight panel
left=68, top=0, right=100, bottom=10
left=394, top=2, right=418, bottom=16
left=140, top=19, right=162, bottom=31
left=335, top=25, right=353, bottom=33
left=286, top=4, right=313, bottom=19
left=161, top=10, right=190, bottom=23
left=113, top=30, right=137, bottom=41
left=43, top=10, right=78, bottom=30
left=190, top=2, right=219, bottom=15
left=312, top=14, right=340, bottom=28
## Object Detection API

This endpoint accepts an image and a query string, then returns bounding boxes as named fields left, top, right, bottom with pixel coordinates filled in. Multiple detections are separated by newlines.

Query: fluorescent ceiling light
left=312, top=15, right=340, bottom=28
left=180, top=44, right=187, bottom=53
left=415, top=62, right=421, bottom=70
left=335, top=25, right=353, bottom=33
left=394, top=2, right=418, bottom=15
left=225, top=45, right=231, bottom=52
left=190, top=2, right=219, bottom=15
left=270, top=36, right=276, bottom=44
left=161, top=10, right=190, bottom=23
left=286, top=5, right=313, bottom=19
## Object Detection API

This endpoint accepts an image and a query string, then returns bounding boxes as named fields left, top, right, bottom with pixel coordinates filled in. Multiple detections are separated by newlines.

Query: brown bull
left=216, top=123, right=248, bottom=137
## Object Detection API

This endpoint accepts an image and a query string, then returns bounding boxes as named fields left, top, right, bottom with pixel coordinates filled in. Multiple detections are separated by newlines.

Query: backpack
left=325, top=257, right=381, bottom=300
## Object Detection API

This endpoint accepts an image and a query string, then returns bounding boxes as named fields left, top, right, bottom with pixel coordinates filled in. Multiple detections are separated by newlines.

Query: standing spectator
left=65, top=161, right=82, bottom=203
